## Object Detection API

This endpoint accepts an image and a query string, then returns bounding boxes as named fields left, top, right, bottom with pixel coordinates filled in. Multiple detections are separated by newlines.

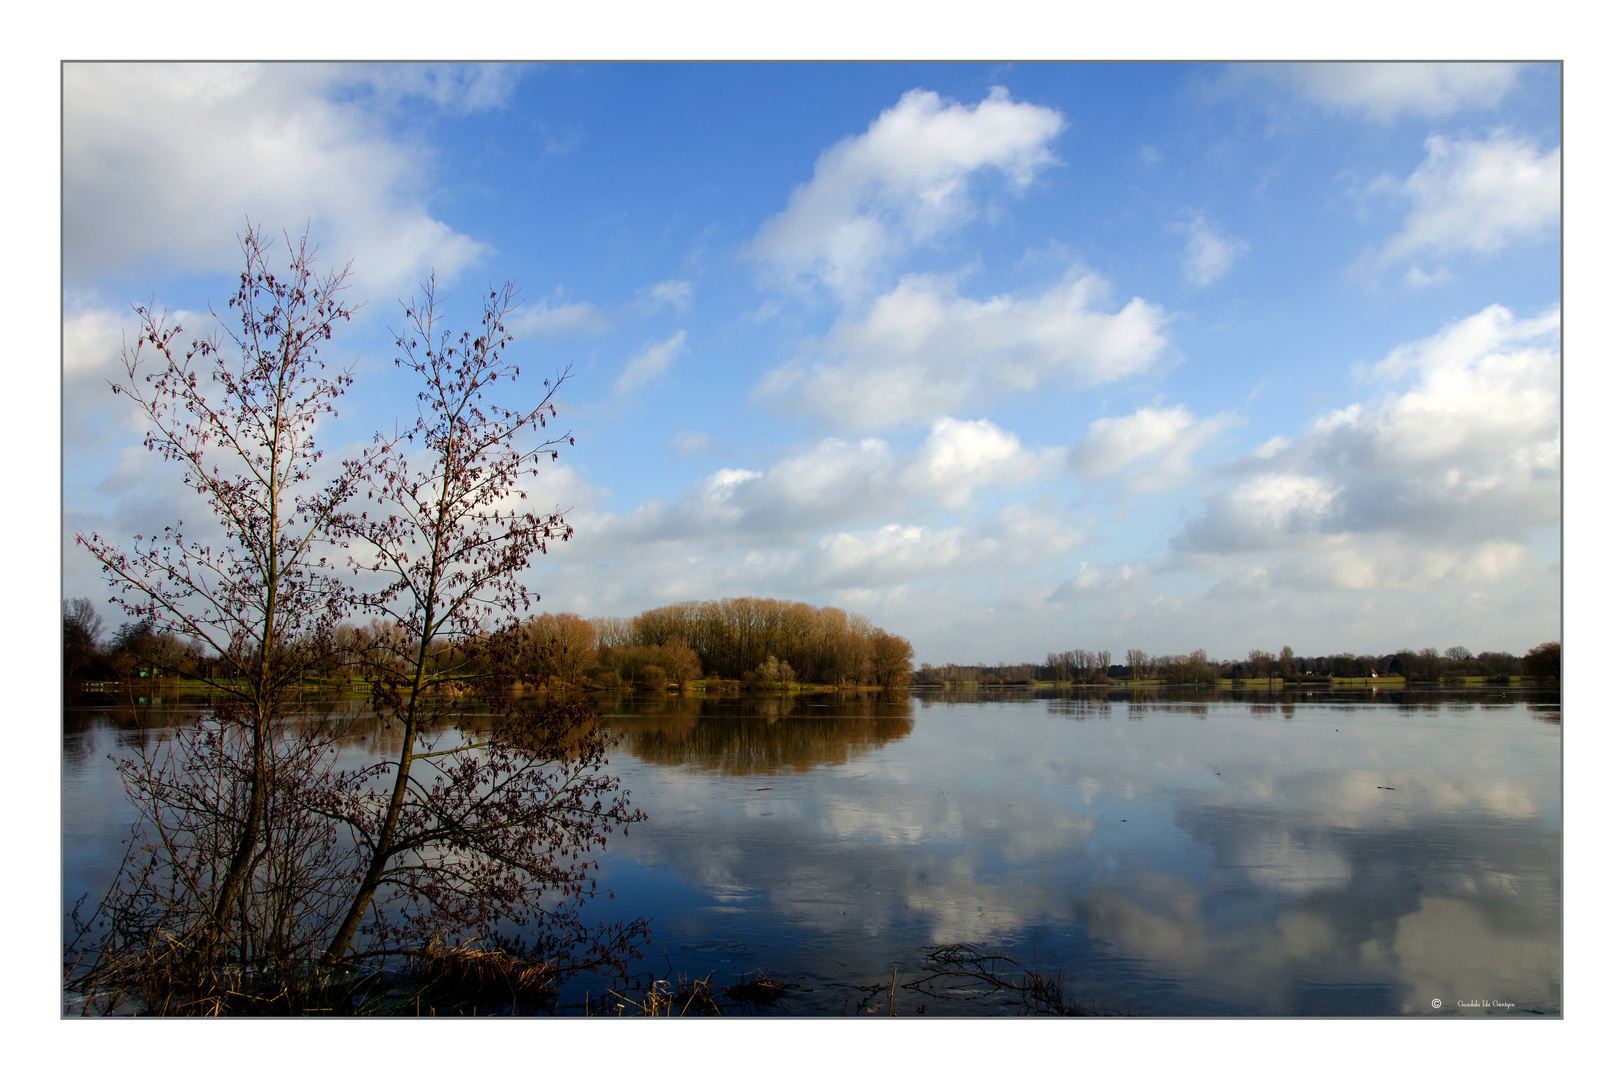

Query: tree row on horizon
left=919, top=642, right=1560, bottom=684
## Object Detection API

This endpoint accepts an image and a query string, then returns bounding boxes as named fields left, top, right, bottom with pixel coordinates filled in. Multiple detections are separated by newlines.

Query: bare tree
left=319, top=277, right=644, bottom=974
left=72, top=226, right=357, bottom=995
left=63, top=598, right=106, bottom=698
left=1247, top=649, right=1271, bottom=682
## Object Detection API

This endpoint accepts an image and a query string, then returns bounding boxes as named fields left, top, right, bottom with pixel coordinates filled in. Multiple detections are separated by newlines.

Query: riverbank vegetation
left=68, top=595, right=1553, bottom=706
left=66, top=594, right=918, bottom=702
left=917, top=640, right=1558, bottom=687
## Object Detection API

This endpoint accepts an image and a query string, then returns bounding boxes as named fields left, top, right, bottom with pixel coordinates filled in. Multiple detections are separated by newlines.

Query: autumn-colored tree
left=510, top=612, right=597, bottom=687
left=872, top=632, right=915, bottom=695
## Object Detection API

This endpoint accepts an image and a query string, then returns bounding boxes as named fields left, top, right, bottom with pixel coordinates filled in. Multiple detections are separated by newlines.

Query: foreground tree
left=72, top=227, right=357, bottom=1002
left=319, top=277, right=645, bottom=975
left=71, top=239, right=647, bottom=1014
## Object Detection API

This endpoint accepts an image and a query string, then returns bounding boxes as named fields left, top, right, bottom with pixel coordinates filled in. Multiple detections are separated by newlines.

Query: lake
left=62, top=685, right=1560, bottom=1016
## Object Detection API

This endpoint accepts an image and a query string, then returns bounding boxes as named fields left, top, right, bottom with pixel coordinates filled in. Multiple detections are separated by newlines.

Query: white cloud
left=749, top=87, right=1065, bottom=299
left=347, top=62, right=523, bottom=115
left=901, top=417, right=1061, bottom=508
left=540, top=307, right=1561, bottom=643
left=598, top=417, right=1056, bottom=545
left=638, top=279, right=694, bottom=313
left=509, top=298, right=611, bottom=338
left=757, top=270, right=1170, bottom=430
left=1172, top=216, right=1248, bottom=287
left=62, top=306, right=126, bottom=382
left=812, top=524, right=976, bottom=587
left=63, top=304, right=198, bottom=452
left=1174, top=304, right=1559, bottom=576
left=1240, top=62, right=1526, bottom=122
left=615, top=330, right=687, bottom=394
left=1070, top=406, right=1235, bottom=493
left=63, top=63, right=499, bottom=296
left=1371, top=133, right=1560, bottom=271
left=1183, top=472, right=1343, bottom=553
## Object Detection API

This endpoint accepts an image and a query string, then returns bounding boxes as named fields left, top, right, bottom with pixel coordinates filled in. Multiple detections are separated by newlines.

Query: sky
left=60, top=61, right=1562, bottom=664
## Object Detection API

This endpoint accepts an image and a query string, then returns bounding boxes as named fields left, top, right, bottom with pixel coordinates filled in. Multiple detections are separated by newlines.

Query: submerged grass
left=834, top=943, right=1138, bottom=1017
left=591, top=969, right=800, bottom=1016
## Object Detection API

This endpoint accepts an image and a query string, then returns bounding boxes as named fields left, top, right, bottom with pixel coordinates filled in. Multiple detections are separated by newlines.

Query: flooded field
left=63, top=685, right=1560, bottom=1016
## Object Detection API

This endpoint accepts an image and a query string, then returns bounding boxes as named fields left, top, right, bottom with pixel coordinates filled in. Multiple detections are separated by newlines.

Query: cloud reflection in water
left=591, top=688, right=1558, bottom=1015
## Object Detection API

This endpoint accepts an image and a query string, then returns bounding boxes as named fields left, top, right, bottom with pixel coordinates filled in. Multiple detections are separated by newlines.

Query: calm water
left=62, top=686, right=1561, bottom=1016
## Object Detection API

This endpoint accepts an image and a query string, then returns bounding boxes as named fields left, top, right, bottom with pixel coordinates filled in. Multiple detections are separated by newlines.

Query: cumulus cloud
left=63, top=63, right=501, bottom=296
left=1369, top=132, right=1559, bottom=273
left=748, top=87, right=1065, bottom=299
left=901, top=417, right=1061, bottom=508
left=615, top=330, right=687, bottom=394
left=512, top=416, right=1088, bottom=619
left=1071, top=406, right=1235, bottom=493
left=812, top=524, right=978, bottom=587
left=586, top=416, right=1059, bottom=550
left=1171, top=216, right=1248, bottom=287
left=1236, top=62, right=1526, bottom=122
left=63, top=304, right=202, bottom=453
left=1173, top=303, right=1559, bottom=586
left=757, top=270, right=1170, bottom=430
left=62, top=306, right=126, bottom=384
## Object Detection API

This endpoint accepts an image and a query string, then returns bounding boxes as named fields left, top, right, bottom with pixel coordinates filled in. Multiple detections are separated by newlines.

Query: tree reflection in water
left=603, top=692, right=914, bottom=774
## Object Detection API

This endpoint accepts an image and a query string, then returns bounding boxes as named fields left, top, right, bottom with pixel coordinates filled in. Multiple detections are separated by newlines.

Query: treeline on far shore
left=62, top=595, right=916, bottom=698
left=63, top=596, right=1558, bottom=702
left=919, top=642, right=1560, bottom=687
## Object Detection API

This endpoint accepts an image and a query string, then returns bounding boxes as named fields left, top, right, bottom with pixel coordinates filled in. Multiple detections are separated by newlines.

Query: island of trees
left=64, top=593, right=918, bottom=700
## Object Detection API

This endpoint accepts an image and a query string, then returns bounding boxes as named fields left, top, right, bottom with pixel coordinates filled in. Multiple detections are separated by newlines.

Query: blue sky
left=61, top=62, right=1561, bottom=663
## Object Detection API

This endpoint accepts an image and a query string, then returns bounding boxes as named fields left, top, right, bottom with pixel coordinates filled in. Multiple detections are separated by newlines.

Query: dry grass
left=723, top=970, right=793, bottom=1010
left=394, top=944, right=560, bottom=1014
left=605, top=973, right=722, bottom=1016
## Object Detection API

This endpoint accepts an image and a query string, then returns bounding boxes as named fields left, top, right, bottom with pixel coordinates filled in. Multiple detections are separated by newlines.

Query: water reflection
left=62, top=686, right=1559, bottom=1015
left=603, top=693, right=913, bottom=774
